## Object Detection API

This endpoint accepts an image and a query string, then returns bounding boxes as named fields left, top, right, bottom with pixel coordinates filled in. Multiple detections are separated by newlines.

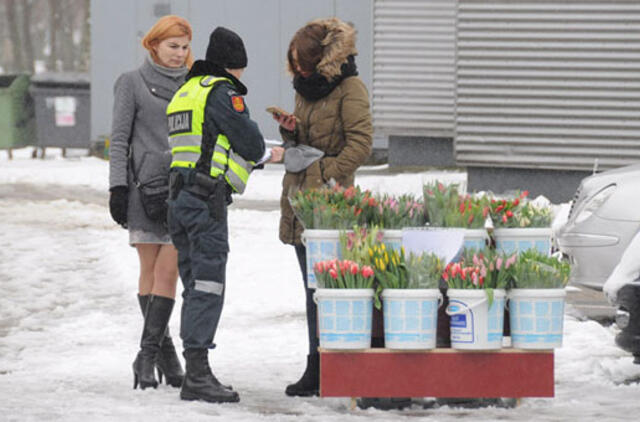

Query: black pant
left=294, top=244, right=319, bottom=355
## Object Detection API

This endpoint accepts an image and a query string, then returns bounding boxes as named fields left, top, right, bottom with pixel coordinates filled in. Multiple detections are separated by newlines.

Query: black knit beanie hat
left=205, top=27, right=248, bottom=69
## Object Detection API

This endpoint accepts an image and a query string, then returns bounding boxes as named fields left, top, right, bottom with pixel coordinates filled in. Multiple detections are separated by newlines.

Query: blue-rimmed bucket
left=446, top=289, right=506, bottom=350
left=381, top=229, right=403, bottom=251
left=508, top=288, right=566, bottom=349
left=494, top=227, right=552, bottom=256
left=314, top=288, right=374, bottom=350
left=382, top=288, right=442, bottom=350
left=463, top=229, right=489, bottom=251
left=301, top=230, right=344, bottom=289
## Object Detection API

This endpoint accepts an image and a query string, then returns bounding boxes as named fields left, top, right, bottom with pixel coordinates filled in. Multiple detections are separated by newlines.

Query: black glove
left=109, top=186, right=129, bottom=228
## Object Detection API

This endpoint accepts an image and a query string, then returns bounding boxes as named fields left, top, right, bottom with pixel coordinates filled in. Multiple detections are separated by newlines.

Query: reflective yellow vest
left=166, top=75, right=254, bottom=194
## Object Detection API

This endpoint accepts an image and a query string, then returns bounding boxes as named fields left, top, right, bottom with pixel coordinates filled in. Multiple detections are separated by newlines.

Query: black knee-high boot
left=285, top=245, right=320, bottom=397
left=137, top=295, right=184, bottom=387
left=133, top=295, right=175, bottom=389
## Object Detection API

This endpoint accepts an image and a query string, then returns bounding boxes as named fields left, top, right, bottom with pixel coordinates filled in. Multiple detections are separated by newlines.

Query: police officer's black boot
left=137, top=294, right=185, bottom=388
left=285, top=353, right=319, bottom=397
left=615, top=284, right=640, bottom=362
left=132, top=295, right=175, bottom=390
left=180, top=348, right=240, bottom=403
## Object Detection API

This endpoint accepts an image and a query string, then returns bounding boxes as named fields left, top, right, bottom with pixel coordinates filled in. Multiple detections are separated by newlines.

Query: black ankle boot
left=285, top=354, right=319, bottom=397
left=133, top=295, right=175, bottom=390
left=180, top=349, right=239, bottom=403
left=137, top=294, right=184, bottom=388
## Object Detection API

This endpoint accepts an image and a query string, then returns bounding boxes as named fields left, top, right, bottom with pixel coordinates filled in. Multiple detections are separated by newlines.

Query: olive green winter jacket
left=278, top=18, right=373, bottom=245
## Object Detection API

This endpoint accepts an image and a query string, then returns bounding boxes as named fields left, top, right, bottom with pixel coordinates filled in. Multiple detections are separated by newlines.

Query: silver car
left=558, top=163, right=640, bottom=290
left=558, top=164, right=640, bottom=364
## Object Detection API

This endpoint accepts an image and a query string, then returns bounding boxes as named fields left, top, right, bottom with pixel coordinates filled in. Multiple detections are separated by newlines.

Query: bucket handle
left=437, top=292, right=444, bottom=308
left=445, top=297, right=486, bottom=316
left=301, top=233, right=307, bottom=247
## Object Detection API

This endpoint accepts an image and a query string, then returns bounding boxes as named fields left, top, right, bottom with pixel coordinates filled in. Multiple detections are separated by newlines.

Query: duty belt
left=170, top=170, right=223, bottom=199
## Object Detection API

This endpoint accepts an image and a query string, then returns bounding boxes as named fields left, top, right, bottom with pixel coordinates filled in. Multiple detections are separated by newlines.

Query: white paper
left=401, top=227, right=465, bottom=265
left=255, top=147, right=272, bottom=166
left=263, top=138, right=284, bottom=147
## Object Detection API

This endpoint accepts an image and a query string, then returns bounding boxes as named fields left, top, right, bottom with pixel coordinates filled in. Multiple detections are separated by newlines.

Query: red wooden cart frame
left=320, top=348, right=554, bottom=398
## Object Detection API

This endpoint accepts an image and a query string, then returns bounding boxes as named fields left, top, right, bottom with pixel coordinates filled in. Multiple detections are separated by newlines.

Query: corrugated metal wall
left=373, top=0, right=456, bottom=137
left=455, top=0, right=640, bottom=171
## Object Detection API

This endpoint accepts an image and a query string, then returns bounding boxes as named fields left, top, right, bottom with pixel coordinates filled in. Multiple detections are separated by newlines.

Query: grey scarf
left=139, top=56, right=188, bottom=101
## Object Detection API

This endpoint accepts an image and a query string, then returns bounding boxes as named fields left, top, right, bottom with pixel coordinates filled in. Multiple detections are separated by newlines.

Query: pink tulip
left=329, top=268, right=338, bottom=279
left=361, top=266, right=374, bottom=278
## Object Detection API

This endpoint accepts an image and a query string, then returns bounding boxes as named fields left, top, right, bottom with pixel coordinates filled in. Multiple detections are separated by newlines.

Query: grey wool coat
left=109, top=57, right=188, bottom=237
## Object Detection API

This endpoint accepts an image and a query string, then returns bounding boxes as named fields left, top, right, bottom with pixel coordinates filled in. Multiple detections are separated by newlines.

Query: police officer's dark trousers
left=167, top=169, right=239, bottom=403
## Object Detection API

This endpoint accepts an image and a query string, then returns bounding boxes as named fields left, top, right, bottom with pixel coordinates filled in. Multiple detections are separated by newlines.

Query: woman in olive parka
left=274, top=17, right=373, bottom=397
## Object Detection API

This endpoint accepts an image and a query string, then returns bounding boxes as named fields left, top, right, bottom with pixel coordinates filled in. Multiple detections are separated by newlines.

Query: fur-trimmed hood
left=294, top=17, right=358, bottom=80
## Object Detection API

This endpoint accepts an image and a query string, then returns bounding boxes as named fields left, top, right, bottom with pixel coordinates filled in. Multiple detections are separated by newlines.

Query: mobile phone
left=266, top=105, right=289, bottom=117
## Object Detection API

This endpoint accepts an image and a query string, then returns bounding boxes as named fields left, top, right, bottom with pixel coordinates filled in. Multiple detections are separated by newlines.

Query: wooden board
left=320, top=348, right=554, bottom=398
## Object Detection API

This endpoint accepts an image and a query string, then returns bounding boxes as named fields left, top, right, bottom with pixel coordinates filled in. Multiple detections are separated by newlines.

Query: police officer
left=166, top=27, right=268, bottom=404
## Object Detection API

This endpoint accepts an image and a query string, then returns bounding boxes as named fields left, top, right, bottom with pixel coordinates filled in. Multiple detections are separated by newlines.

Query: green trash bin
left=0, top=74, right=36, bottom=152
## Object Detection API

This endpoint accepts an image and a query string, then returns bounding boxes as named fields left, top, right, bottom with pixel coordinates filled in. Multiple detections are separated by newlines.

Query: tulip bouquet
left=369, top=193, right=425, bottom=229
left=288, top=184, right=370, bottom=229
left=446, top=248, right=517, bottom=305
left=510, top=250, right=570, bottom=289
left=370, top=243, right=408, bottom=290
left=423, top=181, right=488, bottom=229
left=313, top=259, right=376, bottom=289
left=405, top=252, right=445, bottom=289
left=461, top=248, right=518, bottom=289
left=513, top=201, right=553, bottom=228
left=339, top=225, right=383, bottom=266
left=490, top=191, right=552, bottom=228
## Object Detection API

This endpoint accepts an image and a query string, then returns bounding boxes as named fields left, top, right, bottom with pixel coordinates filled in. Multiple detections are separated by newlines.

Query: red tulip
left=506, top=210, right=513, bottom=218
left=350, top=263, right=359, bottom=275
left=329, top=268, right=338, bottom=279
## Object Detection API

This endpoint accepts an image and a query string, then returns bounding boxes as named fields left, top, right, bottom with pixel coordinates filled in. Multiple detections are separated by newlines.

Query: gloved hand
left=109, top=186, right=129, bottom=228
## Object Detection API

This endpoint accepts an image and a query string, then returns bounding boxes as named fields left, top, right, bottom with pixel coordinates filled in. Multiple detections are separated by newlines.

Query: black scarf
left=186, top=60, right=248, bottom=95
left=293, top=55, right=358, bottom=101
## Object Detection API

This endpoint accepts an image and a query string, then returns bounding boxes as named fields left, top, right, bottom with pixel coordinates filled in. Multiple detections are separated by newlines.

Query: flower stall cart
left=290, top=182, right=562, bottom=404
left=317, top=232, right=558, bottom=404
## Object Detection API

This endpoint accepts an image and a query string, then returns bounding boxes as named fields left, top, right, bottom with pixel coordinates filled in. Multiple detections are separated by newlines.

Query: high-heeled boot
left=285, top=354, right=319, bottom=396
left=133, top=295, right=175, bottom=390
left=137, top=294, right=184, bottom=388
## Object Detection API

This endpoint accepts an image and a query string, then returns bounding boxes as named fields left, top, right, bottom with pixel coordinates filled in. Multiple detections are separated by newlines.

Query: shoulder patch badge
left=231, top=95, right=245, bottom=113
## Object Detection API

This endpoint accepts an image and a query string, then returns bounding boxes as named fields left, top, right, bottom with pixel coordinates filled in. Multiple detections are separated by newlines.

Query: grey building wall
left=90, top=0, right=373, bottom=142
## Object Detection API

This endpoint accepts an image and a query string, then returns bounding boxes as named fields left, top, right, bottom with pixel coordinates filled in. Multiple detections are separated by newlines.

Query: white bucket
left=494, top=227, right=552, bottom=256
left=301, top=229, right=344, bottom=289
left=446, top=289, right=506, bottom=350
left=463, top=229, right=489, bottom=251
left=508, top=288, right=566, bottom=349
left=382, top=289, right=442, bottom=350
left=314, top=288, right=374, bottom=350
left=381, top=229, right=403, bottom=251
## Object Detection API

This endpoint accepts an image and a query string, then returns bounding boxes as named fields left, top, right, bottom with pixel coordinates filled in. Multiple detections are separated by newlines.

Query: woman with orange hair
left=108, top=15, right=193, bottom=390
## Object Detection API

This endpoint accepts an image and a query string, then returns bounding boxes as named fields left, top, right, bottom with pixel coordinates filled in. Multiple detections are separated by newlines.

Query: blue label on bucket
left=449, top=300, right=474, bottom=343
left=450, top=313, right=467, bottom=328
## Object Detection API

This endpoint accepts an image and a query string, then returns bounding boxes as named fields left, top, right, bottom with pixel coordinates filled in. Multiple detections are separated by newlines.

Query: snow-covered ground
left=1, top=148, right=639, bottom=421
